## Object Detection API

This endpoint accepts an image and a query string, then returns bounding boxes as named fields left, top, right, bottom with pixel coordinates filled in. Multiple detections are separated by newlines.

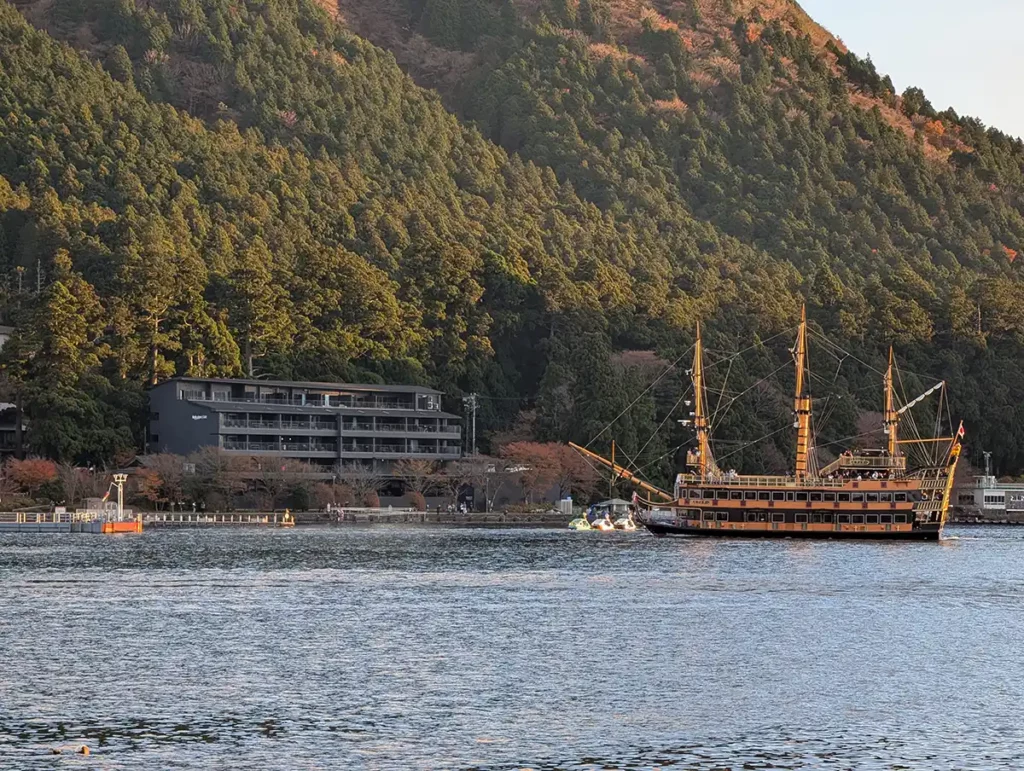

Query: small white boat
left=568, top=517, right=592, bottom=531
left=591, top=517, right=615, bottom=531
left=613, top=516, right=636, bottom=531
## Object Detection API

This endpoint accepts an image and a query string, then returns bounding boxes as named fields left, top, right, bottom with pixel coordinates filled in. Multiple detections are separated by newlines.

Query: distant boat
left=573, top=307, right=964, bottom=542
left=613, top=515, right=636, bottom=531
left=568, top=516, right=592, bottom=531
left=591, top=517, right=615, bottom=532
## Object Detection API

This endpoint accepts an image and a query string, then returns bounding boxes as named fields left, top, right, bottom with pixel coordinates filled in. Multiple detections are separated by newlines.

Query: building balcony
left=337, top=447, right=461, bottom=458
left=186, top=392, right=420, bottom=411
left=223, top=418, right=336, bottom=432
left=223, top=438, right=338, bottom=455
left=340, top=424, right=461, bottom=435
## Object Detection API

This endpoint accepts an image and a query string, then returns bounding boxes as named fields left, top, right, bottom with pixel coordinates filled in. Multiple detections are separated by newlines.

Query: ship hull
left=644, top=521, right=941, bottom=541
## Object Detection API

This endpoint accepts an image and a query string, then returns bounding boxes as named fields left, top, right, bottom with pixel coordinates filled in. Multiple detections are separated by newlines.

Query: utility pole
left=462, top=393, right=478, bottom=456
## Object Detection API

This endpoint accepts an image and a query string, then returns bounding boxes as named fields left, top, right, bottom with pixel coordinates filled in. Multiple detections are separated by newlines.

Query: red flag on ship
left=631, top=491, right=639, bottom=506
left=957, top=424, right=965, bottom=439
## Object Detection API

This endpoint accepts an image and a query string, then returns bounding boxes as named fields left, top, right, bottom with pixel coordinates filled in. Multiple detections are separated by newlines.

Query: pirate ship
left=572, top=308, right=963, bottom=541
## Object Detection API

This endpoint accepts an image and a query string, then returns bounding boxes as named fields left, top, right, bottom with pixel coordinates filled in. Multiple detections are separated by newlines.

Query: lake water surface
left=1, top=525, right=1022, bottom=769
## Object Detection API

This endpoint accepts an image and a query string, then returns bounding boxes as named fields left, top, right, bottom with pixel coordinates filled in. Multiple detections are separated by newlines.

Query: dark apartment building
left=149, top=377, right=462, bottom=470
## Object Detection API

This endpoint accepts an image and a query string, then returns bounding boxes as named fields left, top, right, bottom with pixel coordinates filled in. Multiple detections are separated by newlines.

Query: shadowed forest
left=1, top=0, right=1024, bottom=485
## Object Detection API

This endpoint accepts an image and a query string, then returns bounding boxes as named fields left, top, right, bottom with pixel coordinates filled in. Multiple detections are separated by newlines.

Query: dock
left=145, top=512, right=291, bottom=528
left=143, top=508, right=568, bottom=527
left=0, top=510, right=142, bottom=534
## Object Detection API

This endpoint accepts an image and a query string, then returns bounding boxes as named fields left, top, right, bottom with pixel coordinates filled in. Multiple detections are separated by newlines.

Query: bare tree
left=250, top=457, right=309, bottom=510
left=393, top=458, right=438, bottom=496
left=443, top=455, right=508, bottom=512
left=56, top=463, right=87, bottom=507
left=139, top=454, right=189, bottom=509
left=187, top=446, right=252, bottom=505
left=335, top=463, right=385, bottom=507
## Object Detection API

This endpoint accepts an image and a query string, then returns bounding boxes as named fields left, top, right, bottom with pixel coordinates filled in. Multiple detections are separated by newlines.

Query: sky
left=798, top=0, right=1024, bottom=139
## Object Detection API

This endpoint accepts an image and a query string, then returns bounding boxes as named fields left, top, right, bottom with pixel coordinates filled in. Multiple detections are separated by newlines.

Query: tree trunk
left=245, top=337, right=254, bottom=377
left=150, top=317, right=161, bottom=385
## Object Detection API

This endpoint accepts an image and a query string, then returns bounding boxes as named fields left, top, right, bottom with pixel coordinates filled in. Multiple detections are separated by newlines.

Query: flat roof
left=156, top=376, right=443, bottom=395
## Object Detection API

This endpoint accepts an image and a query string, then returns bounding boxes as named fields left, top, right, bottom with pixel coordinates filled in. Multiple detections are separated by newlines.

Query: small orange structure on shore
left=0, top=473, right=142, bottom=534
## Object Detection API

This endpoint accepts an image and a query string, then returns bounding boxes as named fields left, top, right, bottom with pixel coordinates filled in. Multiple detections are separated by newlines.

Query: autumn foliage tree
left=499, top=442, right=599, bottom=503
left=6, top=458, right=58, bottom=497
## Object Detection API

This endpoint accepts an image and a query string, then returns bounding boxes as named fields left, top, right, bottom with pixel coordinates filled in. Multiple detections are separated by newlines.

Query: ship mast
left=884, top=346, right=899, bottom=457
left=690, top=321, right=715, bottom=482
left=793, top=306, right=813, bottom=481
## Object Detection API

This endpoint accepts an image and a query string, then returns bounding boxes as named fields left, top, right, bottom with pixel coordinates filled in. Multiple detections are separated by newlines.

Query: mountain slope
left=3, top=0, right=1024, bottom=475
left=331, top=0, right=1024, bottom=468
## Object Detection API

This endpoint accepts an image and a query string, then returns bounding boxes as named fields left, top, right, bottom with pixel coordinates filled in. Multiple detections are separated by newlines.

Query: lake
left=1, top=525, right=1022, bottom=769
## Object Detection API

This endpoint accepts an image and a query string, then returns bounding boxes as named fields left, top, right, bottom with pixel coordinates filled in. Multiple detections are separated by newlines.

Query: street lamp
left=113, top=473, right=127, bottom=520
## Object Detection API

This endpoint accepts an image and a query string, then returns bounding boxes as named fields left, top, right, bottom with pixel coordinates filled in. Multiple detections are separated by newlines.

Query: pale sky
left=799, top=0, right=1024, bottom=139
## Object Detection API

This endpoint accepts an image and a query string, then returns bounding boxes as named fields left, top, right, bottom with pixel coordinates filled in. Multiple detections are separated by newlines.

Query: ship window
left=852, top=515, right=864, bottom=524
left=796, top=492, right=808, bottom=501
left=746, top=512, right=757, bottom=522
left=867, top=493, right=879, bottom=503
left=810, top=492, right=822, bottom=502
left=757, top=512, right=768, bottom=522
left=819, top=512, right=834, bottom=524
left=838, top=514, right=850, bottom=523
left=866, top=515, right=879, bottom=524
left=758, top=491, right=770, bottom=501
left=895, top=514, right=906, bottom=524
left=823, top=493, right=836, bottom=502
left=795, top=513, right=808, bottom=523
left=716, top=490, right=729, bottom=500
left=772, top=492, right=784, bottom=501
left=852, top=493, right=864, bottom=502
left=744, top=491, right=757, bottom=501
left=717, top=511, right=729, bottom=522
left=838, top=493, right=850, bottom=502
left=703, top=511, right=715, bottom=521
left=879, top=493, right=891, bottom=503
left=894, top=493, right=907, bottom=502
left=730, top=491, right=742, bottom=500
left=811, top=513, right=821, bottom=523
left=691, top=489, right=703, bottom=500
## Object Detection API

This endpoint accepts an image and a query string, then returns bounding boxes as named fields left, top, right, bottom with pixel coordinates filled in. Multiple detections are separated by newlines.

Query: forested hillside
left=2, top=0, right=1024, bottom=478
